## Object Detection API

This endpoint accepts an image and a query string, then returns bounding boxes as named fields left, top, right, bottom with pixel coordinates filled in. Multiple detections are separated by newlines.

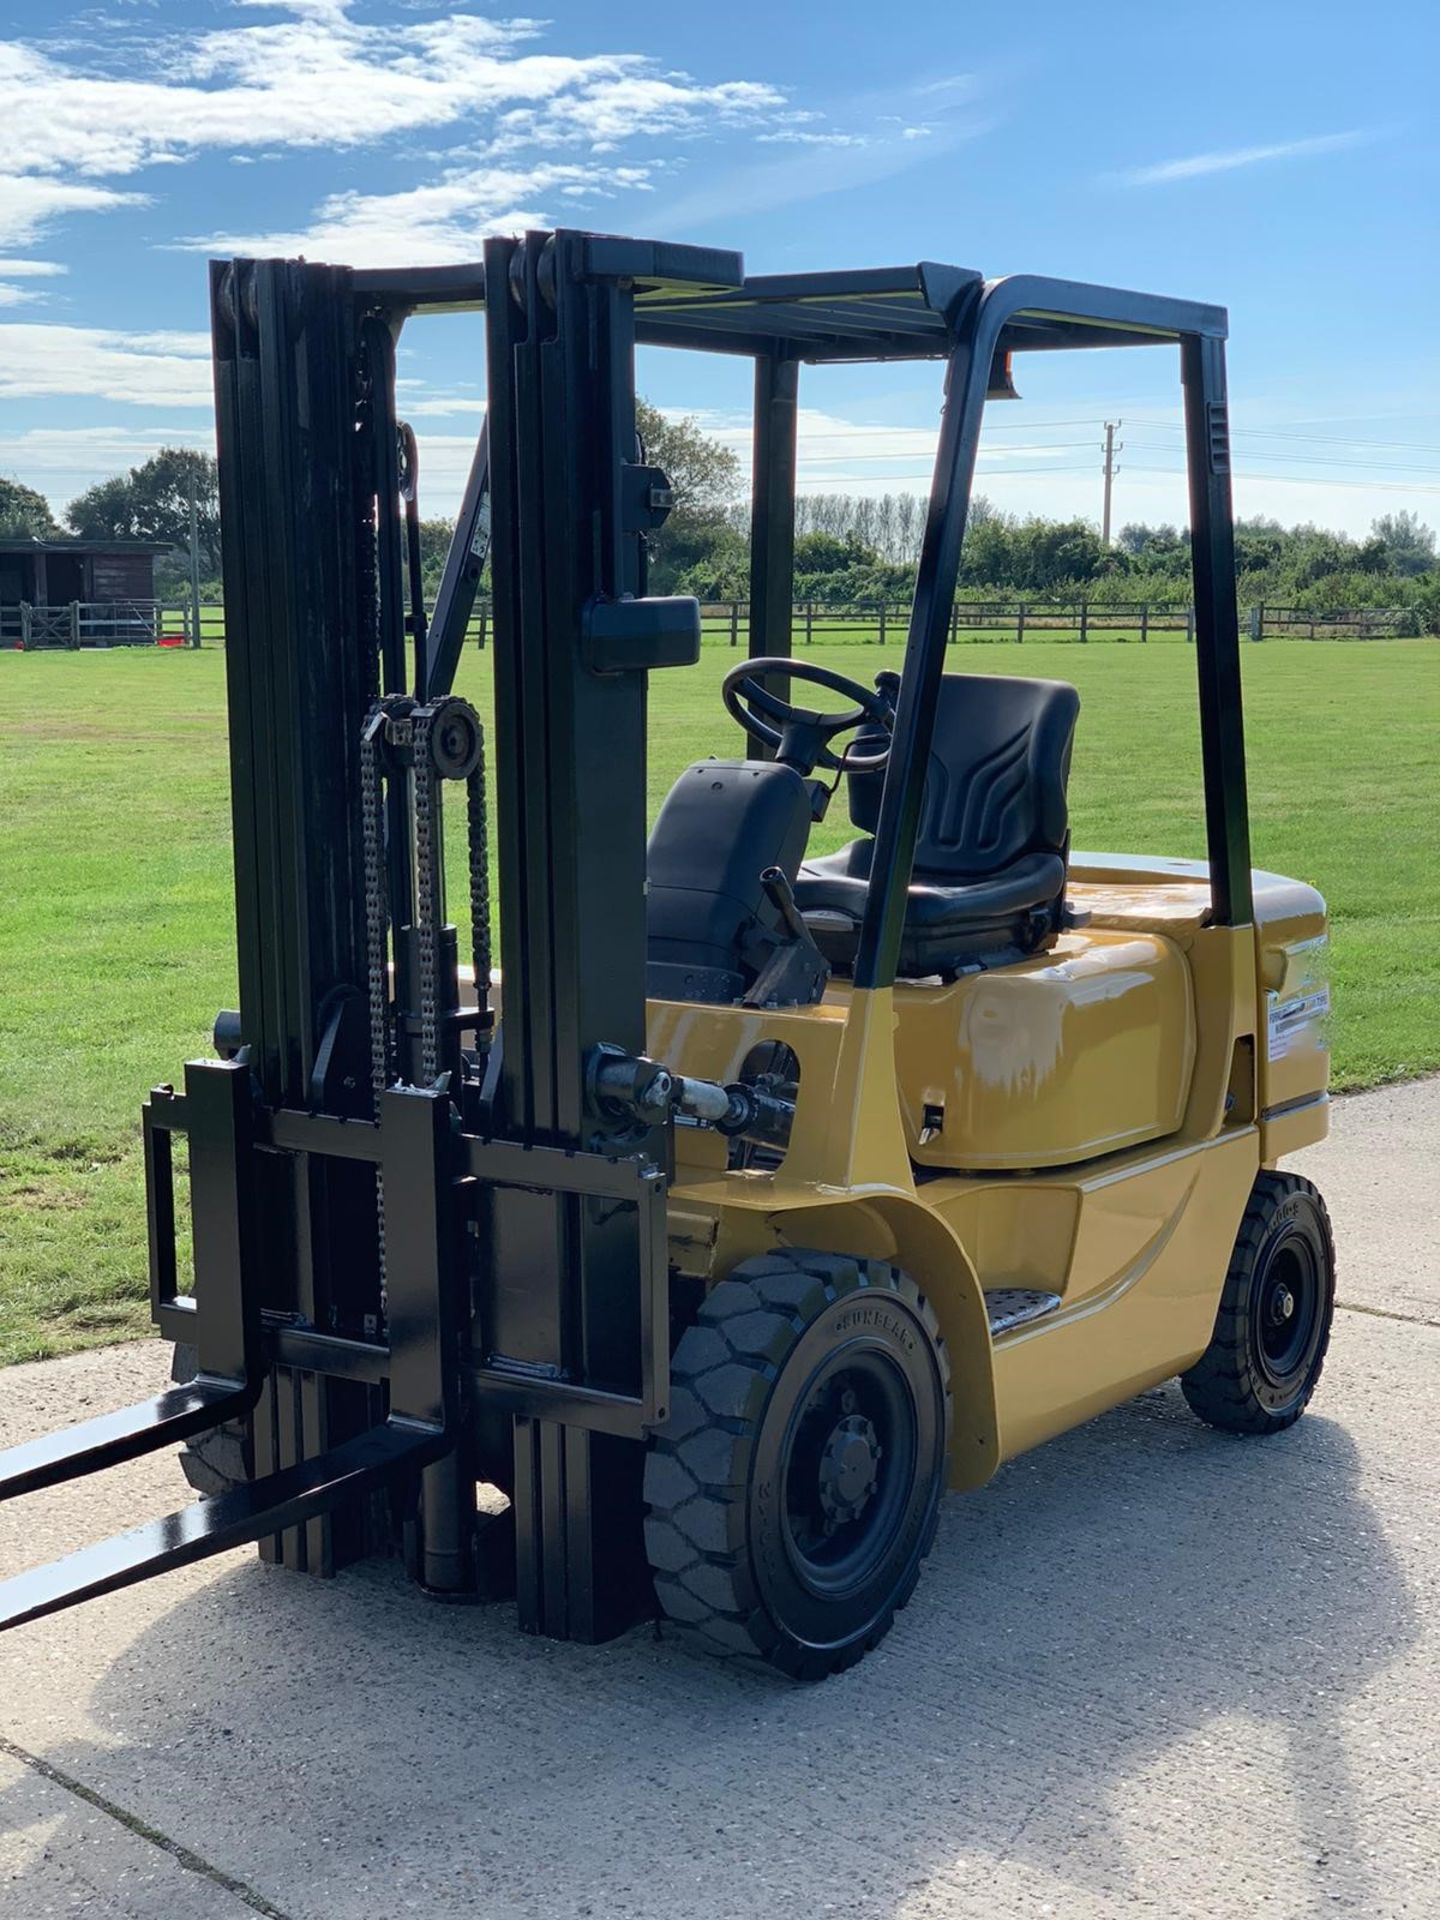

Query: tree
left=1371, top=511, right=1436, bottom=578
left=634, top=399, right=742, bottom=595
left=1009, top=517, right=1106, bottom=591
left=417, top=518, right=458, bottom=598
left=794, top=531, right=866, bottom=576
left=67, top=447, right=221, bottom=572
left=1118, top=521, right=1185, bottom=560
left=634, top=400, right=741, bottom=520
left=0, top=475, right=60, bottom=538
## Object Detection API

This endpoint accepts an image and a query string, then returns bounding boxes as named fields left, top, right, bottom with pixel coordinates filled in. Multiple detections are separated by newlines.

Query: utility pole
left=187, top=465, right=203, bottom=649
left=1101, top=420, right=1123, bottom=546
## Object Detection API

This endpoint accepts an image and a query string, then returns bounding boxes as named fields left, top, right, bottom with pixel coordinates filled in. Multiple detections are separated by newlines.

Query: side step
left=986, top=1289, right=1063, bottom=1337
left=0, top=1378, right=256, bottom=1503
left=0, top=1420, right=449, bottom=1633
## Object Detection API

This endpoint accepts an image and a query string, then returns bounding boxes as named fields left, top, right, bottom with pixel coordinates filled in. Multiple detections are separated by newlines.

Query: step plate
left=985, top=1289, right=1063, bottom=1337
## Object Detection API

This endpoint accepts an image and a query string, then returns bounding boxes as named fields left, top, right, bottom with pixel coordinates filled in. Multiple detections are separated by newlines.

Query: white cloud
left=0, top=254, right=68, bottom=312
left=494, top=75, right=781, bottom=153
left=0, top=324, right=211, bottom=406
left=0, top=4, right=790, bottom=269
left=649, top=74, right=986, bottom=231
left=0, top=7, right=782, bottom=180
left=394, top=380, right=487, bottom=418
left=1118, top=129, right=1375, bottom=186
left=756, top=130, right=864, bottom=148
left=652, top=120, right=985, bottom=232
left=0, top=423, right=216, bottom=511
left=0, top=174, right=148, bottom=250
left=914, top=74, right=978, bottom=99
left=682, top=405, right=1085, bottom=488
left=190, top=161, right=654, bottom=267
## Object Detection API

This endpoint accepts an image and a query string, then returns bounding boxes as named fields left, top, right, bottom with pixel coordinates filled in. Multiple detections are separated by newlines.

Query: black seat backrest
left=645, top=759, right=825, bottom=1003
left=846, top=673, right=1080, bottom=878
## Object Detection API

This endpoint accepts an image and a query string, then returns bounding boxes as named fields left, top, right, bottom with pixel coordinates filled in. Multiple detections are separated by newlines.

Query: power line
left=1130, top=419, right=1440, bottom=457
left=1123, top=464, right=1440, bottom=497
left=791, top=415, right=1440, bottom=456
left=1126, top=438, right=1440, bottom=477
left=793, top=440, right=1095, bottom=463
left=774, top=417, right=1108, bottom=439
left=793, top=456, right=1440, bottom=495
left=793, top=463, right=1095, bottom=488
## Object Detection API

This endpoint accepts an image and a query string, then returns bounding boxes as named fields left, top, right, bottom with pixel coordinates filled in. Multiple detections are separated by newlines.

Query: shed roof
left=0, top=537, right=169, bottom=554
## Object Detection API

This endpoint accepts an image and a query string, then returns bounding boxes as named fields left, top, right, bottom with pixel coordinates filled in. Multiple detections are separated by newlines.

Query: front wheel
left=643, top=1250, right=951, bottom=1680
left=170, top=1341, right=252, bottom=1496
left=1181, top=1171, right=1336, bottom=1436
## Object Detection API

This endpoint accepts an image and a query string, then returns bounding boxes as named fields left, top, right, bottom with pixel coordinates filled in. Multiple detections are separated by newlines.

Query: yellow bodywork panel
left=927, top=1128, right=1257, bottom=1461
left=647, top=857, right=1328, bottom=1494
left=893, top=930, right=1195, bottom=1169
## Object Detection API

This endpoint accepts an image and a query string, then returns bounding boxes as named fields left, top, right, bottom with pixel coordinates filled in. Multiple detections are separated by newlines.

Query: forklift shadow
left=14, top=1383, right=1416, bottom=1920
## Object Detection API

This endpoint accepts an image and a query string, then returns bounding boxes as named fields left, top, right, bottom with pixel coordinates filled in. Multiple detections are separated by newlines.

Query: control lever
left=759, top=866, right=809, bottom=942
left=741, top=866, right=829, bottom=1010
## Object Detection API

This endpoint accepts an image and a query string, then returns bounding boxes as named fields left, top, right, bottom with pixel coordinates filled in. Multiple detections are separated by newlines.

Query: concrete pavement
left=2, top=1079, right=1437, bottom=1920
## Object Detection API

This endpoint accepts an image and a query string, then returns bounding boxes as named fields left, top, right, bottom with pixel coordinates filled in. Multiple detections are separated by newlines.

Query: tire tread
left=1180, top=1171, right=1335, bottom=1436
left=644, top=1249, right=950, bottom=1680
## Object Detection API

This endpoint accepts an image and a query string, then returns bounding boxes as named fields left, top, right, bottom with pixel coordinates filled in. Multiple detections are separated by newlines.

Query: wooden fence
left=1247, top=605, right=1421, bottom=640
left=696, top=601, right=1196, bottom=646
left=0, top=600, right=197, bottom=649
left=4, top=597, right=1424, bottom=652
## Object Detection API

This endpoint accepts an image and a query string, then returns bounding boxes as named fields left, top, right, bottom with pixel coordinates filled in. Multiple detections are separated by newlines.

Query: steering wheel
left=721, top=658, right=894, bottom=773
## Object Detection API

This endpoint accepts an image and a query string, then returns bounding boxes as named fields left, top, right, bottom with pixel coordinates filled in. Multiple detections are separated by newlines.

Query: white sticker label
left=1267, top=984, right=1331, bottom=1059
left=1265, top=932, right=1330, bottom=1061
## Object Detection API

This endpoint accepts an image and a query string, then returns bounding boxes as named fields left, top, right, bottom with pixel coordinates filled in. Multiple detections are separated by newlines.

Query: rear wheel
left=1181, top=1172, right=1335, bottom=1435
left=643, top=1250, right=951, bottom=1680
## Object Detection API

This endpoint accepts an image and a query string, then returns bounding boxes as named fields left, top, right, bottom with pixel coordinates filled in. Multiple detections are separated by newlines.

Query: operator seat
left=646, top=759, right=830, bottom=1006
left=794, top=673, right=1080, bottom=977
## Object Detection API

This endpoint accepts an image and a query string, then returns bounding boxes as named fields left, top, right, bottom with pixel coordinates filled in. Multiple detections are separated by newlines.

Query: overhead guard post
left=1183, top=332, right=1253, bottom=927
left=749, top=351, right=799, bottom=669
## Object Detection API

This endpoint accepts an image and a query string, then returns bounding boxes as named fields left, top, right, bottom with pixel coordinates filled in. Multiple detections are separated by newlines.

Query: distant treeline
left=6, top=416, right=1437, bottom=631
left=655, top=493, right=1440, bottom=631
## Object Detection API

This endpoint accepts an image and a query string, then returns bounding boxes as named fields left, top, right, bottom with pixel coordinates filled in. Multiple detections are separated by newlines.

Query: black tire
left=1181, top=1172, right=1335, bottom=1436
left=170, top=1342, right=252, bottom=1496
left=643, top=1250, right=951, bottom=1681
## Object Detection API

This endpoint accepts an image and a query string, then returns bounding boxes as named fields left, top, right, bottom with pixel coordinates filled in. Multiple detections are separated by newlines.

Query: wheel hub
left=1270, top=1284, right=1296, bottom=1325
left=817, top=1413, right=882, bottom=1525
left=1254, top=1236, right=1322, bottom=1387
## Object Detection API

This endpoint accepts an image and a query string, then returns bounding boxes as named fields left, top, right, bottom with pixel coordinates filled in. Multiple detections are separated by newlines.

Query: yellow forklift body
left=652, top=859, right=1328, bottom=1492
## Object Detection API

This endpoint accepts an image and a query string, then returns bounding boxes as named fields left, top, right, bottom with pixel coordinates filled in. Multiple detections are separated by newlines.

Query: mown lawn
left=2, top=638, right=1436, bottom=1362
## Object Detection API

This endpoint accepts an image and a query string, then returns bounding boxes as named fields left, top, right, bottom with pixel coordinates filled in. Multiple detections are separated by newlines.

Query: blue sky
left=1, top=0, right=1436, bottom=535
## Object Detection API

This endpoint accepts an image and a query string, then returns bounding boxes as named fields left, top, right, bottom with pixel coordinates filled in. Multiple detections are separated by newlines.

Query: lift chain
left=465, top=736, right=490, bottom=1018
left=358, top=695, right=484, bottom=1319
left=411, top=702, right=443, bottom=1089
left=360, top=705, right=395, bottom=1115
left=360, top=698, right=404, bottom=1324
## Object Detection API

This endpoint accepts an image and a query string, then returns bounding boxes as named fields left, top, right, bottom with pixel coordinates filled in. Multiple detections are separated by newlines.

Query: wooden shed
left=0, top=537, right=162, bottom=609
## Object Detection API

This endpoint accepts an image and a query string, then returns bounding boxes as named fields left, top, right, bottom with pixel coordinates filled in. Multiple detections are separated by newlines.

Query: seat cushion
left=796, top=839, right=1066, bottom=976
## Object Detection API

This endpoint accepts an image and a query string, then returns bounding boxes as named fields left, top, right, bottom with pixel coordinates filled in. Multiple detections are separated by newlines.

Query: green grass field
left=2, top=639, right=1436, bottom=1364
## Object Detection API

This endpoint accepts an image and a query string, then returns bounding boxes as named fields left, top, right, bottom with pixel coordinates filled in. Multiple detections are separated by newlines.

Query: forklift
left=0, top=231, right=1335, bottom=1678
